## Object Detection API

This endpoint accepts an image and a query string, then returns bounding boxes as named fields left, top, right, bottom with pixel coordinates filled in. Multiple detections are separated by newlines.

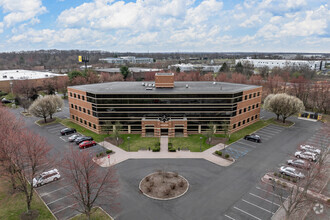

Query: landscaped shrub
left=215, top=151, right=222, bottom=156
left=106, top=149, right=112, bottom=154
left=96, top=153, right=99, bottom=157
left=282, top=182, right=287, bottom=188
left=168, top=146, right=176, bottom=152
left=152, top=146, right=160, bottom=152
left=99, top=152, right=104, bottom=157
left=168, top=142, right=173, bottom=147
left=155, top=142, right=160, bottom=147
left=274, top=172, right=278, bottom=177
left=225, top=154, right=230, bottom=159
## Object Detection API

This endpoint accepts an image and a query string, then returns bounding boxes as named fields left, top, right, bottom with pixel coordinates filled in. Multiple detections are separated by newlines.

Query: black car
left=244, top=134, right=261, bottom=143
left=75, top=136, right=93, bottom=145
left=60, top=128, right=76, bottom=135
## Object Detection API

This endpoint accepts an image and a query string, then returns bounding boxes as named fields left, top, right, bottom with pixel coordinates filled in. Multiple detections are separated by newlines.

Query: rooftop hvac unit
left=3, top=75, right=7, bottom=78
left=186, top=84, right=189, bottom=88
left=146, top=87, right=153, bottom=90
left=142, top=82, right=145, bottom=86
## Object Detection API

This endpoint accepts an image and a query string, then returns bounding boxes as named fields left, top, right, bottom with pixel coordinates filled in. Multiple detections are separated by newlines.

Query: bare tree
left=112, top=121, right=122, bottom=145
left=204, top=123, right=216, bottom=144
left=61, top=148, right=119, bottom=219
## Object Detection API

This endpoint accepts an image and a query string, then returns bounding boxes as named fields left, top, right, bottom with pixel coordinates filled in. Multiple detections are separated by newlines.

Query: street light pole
left=200, top=137, right=202, bottom=152
left=127, top=136, right=130, bottom=152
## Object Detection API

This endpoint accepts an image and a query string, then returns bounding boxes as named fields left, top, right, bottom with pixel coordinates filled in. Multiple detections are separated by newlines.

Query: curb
left=138, top=172, right=189, bottom=201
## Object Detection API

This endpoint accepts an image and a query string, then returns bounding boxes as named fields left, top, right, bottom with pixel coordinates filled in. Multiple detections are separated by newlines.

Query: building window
left=74, top=93, right=76, bottom=98
left=239, top=109, right=242, bottom=114
left=76, top=117, right=79, bottom=121
left=248, top=106, right=251, bottom=111
left=78, top=94, right=80, bottom=99
left=256, top=103, right=259, bottom=108
left=249, top=94, right=252, bottom=99
left=251, top=116, right=254, bottom=120
left=79, top=106, right=81, bottom=111
left=83, top=108, right=86, bottom=113
left=87, top=110, right=90, bottom=115
left=243, top=120, right=245, bottom=124
left=247, top=118, right=250, bottom=123
left=84, top=120, right=87, bottom=125
left=93, top=124, right=96, bottom=129
left=245, top=95, right=248, bottom=100
left=244, top=108, right=246, bottom=112
left=252, top=105, right=255, bottom=109
left=257, top=92, right=260, bottom=96
left=255, top=114, right=258, bottom=119
left=71, top=104, right=73, bottom=108
left=72, top=115, right=74, bottom=119
left=75, top=105, right=77, bottom=110
left=238, top=122, right=241, bottom=127
left=82, top=96, right=85, bottom=101
left=89, top=122, right=91, bottom=127
left=253, top=93, right=256, bottom=97
left=80, top=118, right=82, bottom=123
left=233, top=124, right=236, bottom=129
left=70, top=92, right=72, bottom=97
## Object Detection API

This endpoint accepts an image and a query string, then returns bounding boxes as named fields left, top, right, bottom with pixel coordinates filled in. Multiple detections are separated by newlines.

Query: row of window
left=70, top=92, right=85, bottom=101
left=244, top=92, right=260, bottom=101
left=238, top=103, right=259, bottom=114
left=71, top=104, right=91, bottom=115
left=71, top=115, right=96, bottom=129
left=232, top=115, right=258, bottom=129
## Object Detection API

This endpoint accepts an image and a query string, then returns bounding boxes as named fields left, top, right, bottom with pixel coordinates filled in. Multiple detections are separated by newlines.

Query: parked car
left=60, top=128, right=76, bottom=135
left=68, top=134, right=81, bottom=142
left=33, top=169, right=60, bottom=187
left=295, top=151, right=318, bottom=162
left=299, top=144, right=321, bottom=155
left=79, top=140, right=97, bottom=149
left=1, top=98, right=13, bottom=104
left=287, top=159, right=310, bottom=169
left=279, top=166, right=305, bottom=179
left=75, top=136, right=93, bottom=145
left=244, top=134, right=261, bottom=143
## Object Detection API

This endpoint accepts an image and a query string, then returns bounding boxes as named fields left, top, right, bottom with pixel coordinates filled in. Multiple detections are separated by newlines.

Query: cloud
left=0, top=0, right=47, bottom=27
left=0, top=22, right=3, bottom=33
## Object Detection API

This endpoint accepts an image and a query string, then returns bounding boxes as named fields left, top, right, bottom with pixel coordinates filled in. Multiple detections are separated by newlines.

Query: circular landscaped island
left=139, top=171, right=189, bottom=200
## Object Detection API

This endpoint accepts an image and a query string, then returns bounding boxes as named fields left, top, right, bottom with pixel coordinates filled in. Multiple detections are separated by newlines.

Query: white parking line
left=242, top=199, right=275, bottom=214
left=233, top=206, right=262, bottom=220
left=224, top=214, right=236, bottom=220
left=53, top=202, right=78, bottom=214
left=255, top=131, right=274, bottom=136
left=256, top=186, right=287, bottom=199
left=59, top=136, right=67, bottom=142
left=249, top=193, right=280, bottom=206
left=265, top=127, right=283, bottom=132
left=237, top=141, right=256, bottom=148
left=40, top=185, right=70, bottom=197
left=259, top=129, right=280, bottom=135
left=46, top=192, right=75, bottom=205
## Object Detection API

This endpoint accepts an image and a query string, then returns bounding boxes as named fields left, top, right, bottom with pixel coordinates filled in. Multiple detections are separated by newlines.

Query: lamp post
left=200, top=137, right=202, bottom=152
left=9, top=81, right=13, bottom=94
left=127, top=136, right=130, bottom=152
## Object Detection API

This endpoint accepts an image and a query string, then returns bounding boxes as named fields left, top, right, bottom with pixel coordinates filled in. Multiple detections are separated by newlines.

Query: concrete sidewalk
left=95, top=138, right=233, bottom=167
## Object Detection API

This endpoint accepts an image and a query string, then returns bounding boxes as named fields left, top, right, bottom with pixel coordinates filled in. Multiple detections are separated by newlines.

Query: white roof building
left=100, top=56, right=154, bottom=64
left=0, top=69, right=65, bottom=81
left=235, top=58, right=325, bottom=71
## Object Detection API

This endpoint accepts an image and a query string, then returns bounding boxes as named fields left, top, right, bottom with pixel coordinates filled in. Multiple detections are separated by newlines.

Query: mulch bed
left=20, top=210, right=39, bottom=220
left=207, top=137, right=227, bottom=145
left=37, top=118, right=56, bottom=125
left=272, top=119, right=294, bottom=126
left=140, top=172, right=188, bottom=200
left=104, top=137, right=123, bottom=146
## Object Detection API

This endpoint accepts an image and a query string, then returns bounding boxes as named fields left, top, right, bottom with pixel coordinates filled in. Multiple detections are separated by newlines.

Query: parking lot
left=225, top=125, right=286, bottom=160
left=33, top=123, right=108, bottom=219
left=224, top=182, right=288, bottom=220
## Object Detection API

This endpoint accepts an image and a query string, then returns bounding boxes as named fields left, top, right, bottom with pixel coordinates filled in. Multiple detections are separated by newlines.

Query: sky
left=0, top=0, right=329, bottom=53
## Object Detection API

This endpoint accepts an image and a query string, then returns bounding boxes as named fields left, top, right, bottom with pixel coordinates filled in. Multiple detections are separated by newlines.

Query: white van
left=33, top=169, right=61, bottom=187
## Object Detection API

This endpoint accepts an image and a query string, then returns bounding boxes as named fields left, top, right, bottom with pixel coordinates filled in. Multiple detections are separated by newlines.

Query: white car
left=299, top=145, right=321, bottom=155
left=33, top=169, right=60, bottom=187
left=68, top=134, right=81, bottom=142
left=279, top=166, right=305, bottom=179
left=295, top=151, right=318, bottom=162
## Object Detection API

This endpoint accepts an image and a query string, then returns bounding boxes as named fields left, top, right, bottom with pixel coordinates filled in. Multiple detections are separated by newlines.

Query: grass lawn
left=70, top=207, right=112, bottom=220
left=119, top=134, right=159, bottom=152
left=215, top=119, right=272, bottom=145
left=0, top=176, right=54, bottom=220
left=61, top=119, right=108, bottom=143
left=169, top=134, right=212, bottom=152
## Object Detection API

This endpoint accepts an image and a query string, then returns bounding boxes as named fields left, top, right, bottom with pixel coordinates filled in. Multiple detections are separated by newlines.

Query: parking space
left=225, top=125, right=286, bottom=159
left=224, top=182, right=288, bottom=220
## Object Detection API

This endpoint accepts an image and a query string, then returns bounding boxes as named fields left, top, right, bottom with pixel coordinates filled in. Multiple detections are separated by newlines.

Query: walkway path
left=96, top=138, right=233, bottom=167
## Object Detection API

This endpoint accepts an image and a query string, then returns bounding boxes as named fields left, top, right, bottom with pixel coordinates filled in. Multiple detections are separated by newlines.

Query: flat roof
left=69, top=81, right=260, bottom=94
left=96, top=68, right=161, bottom=73
left=0, top=69, right=65, bottom=81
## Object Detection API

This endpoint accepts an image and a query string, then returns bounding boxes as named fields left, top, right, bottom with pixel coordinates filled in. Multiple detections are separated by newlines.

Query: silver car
left=295, top=151, right=317, bottom=162
left=68, top=134, right=81, bottom=142
left=299, top=145, right=321, bottom=155
left=287, top=159, right=310, bottom=169
left=279, top=166, right=305, bottom=179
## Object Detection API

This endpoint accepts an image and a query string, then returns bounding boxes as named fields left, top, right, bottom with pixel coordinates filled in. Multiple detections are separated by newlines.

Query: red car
left=79, top=140, right=97, bottom=149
